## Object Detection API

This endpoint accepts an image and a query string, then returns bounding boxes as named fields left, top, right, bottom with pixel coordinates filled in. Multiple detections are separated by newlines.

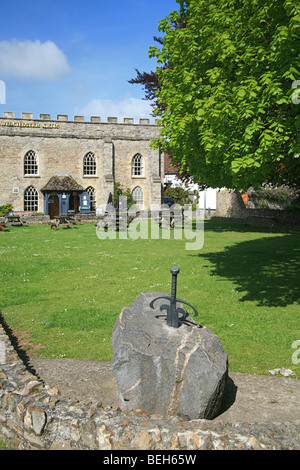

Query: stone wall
left=0, top=112, right=163, bottom=213
left=216, top=190, right=300, bottom=228
left=216, top=190, right=246, bottom=219
left=21, top=214, right=100, bottom=225
left=20, top=215, right=50, bottom=225
left=2, top=214, right=102, bottom=226
left=1, top=324, right=299, bottom=450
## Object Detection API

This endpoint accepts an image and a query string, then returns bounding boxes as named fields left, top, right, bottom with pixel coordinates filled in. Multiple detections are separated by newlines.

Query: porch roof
left=41, top=174, right=84, bottom=192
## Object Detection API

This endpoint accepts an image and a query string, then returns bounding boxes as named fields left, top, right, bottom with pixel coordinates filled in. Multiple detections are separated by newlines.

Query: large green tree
left=149, top=0, right=300, bottom=189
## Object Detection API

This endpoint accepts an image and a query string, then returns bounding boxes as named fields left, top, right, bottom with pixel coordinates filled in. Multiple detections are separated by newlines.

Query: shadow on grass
left=203, top=218, right=298, bottom=234
left=198, top=226, right=300, bottom=307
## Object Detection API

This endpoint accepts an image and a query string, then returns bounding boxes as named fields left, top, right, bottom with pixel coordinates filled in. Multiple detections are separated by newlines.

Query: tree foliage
left=149, top=0, right=300, bottom=189
left=164, top=185, right=191, bottom=205
left=113, top=182, right=134, bottom=208
left=129, top=67, right=163, bottom=115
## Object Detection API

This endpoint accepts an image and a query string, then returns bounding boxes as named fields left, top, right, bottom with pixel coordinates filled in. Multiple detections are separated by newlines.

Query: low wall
left=216, top=191, right=300, bottom=228
left=22, top=215, right=50, bottom=225
left=0, top=323, right=299, bottom=450
left=11, top=214, right=101, bottom=225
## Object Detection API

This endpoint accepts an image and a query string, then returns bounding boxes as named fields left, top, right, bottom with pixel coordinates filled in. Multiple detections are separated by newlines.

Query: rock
left=24, top=405, right=47, bottom=435
left=32, top=407, right=47, bottom=435
left=111, top=292, right=228, bottom=420
left=269, top=368, right=296, bottom=377
left=269, top=368, right=282, bottom=376
left=18, top=380, right=44, bottom=396
left=281, top=368, right=296, bottom=377
left=0, top=371, right=8, bottom=380
left=45, top=384, right=60, bottom=396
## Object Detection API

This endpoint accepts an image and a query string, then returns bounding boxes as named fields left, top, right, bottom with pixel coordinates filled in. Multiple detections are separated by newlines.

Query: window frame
left=131, top=153, right=145, bottom=178
left=24, top=186, right=39, bottom=212
left=132, top=186, right=144, bottom=210
left=83, top=152, right=97, bottom=177
left=85, top=186, right=96, bottom=211
left=24, top=150, right=39, bottom=176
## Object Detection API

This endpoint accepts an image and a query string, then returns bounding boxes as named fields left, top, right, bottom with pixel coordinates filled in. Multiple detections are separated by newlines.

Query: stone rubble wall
left=17, top=215, right=51, bottom=225
left=0, top=325, right=299, bottom=450
left=23, top=214, right=99, bottom=225
left=6, top=214, right=102, bottom=225
left=216, top=190, right=300, bottom=228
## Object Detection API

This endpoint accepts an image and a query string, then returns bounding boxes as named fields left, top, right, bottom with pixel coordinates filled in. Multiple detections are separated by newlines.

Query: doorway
left=48, top=192, right=59, bottom=218
left=69, top=192, right=79, bottom=213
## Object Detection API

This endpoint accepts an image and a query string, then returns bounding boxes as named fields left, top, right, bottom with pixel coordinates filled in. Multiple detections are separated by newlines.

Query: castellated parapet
left=0, top=112, right=163, bottom=214
left=2, top=111, right=160, bottom=125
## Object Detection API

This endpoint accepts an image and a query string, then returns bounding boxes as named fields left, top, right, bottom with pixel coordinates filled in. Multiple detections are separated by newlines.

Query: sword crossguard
left=149, top=267, right=199, bottom=328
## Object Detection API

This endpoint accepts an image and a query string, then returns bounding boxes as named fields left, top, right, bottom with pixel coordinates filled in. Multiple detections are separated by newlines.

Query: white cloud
left=0, top=80, right=5, bottom=104
left=74, top=94, right=153, bottom=123
left=0, top=39, right=71, bottom=80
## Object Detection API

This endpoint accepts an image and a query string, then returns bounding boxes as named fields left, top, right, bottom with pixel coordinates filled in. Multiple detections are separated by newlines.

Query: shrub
left=0, top=203, right=12, bottom=216
left=164, top=186, right=190, bottom=206
left=284, top=204, right=300, bottom=211
left=248, top=185, right=299, bottom=209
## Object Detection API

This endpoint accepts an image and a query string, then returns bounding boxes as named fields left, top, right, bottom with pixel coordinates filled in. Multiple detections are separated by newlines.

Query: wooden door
left=49, top=193, right=59, bottom=218
left=70, top=192, right=79, bottom=213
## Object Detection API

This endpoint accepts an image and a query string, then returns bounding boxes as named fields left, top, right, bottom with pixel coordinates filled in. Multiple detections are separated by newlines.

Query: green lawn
left=0, top=219, right=299, bottom=377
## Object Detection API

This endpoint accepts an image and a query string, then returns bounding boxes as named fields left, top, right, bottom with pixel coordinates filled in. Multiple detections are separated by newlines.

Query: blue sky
left=0, top=0, right=178, bottom=123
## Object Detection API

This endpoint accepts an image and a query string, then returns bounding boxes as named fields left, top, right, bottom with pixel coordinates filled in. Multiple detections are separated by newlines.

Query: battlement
left=2, top=111, right=159, bottom=126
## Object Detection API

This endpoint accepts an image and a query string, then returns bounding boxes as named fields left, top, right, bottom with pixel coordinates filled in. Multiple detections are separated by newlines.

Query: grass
left=0, top=439, right=9, bottom=449
left=0, top=438, right=15, bottom=450
left=0, top=219, right=299, bottom=377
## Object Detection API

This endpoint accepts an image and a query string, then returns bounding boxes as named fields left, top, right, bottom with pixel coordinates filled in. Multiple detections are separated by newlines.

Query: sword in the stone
left=149, top=266, right=199, bottom=328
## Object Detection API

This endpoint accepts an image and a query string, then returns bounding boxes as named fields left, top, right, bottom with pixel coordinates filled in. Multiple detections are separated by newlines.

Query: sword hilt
left=170, top=266, right=179, bottom=300
left=149, top=266, right=199, bottom=328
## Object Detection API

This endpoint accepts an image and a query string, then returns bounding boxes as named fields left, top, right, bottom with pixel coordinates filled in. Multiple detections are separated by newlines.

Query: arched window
left=86, top=186, right=96, bottom=211
left=24, top=150, right=38, bottom=175
left=83, top=152, right=96, bottom=176
left=131, top=153, right=144, bottom=177
left=24, top=186, right=38, bottom=212
left=132, top=186, right=144, bottom=210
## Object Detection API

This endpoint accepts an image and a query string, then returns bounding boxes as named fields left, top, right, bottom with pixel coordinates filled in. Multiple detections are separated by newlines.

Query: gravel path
left=30, top=358, right=300, bottom=423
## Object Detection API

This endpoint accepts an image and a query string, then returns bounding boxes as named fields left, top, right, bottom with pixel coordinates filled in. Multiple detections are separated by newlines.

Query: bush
left=284, top=204, right=300, bottom=211
left=164, top=186, right=190, bottom=206
left=0, top=203, right=12, bottom=216
left=248, top=185, right=299, bottom=209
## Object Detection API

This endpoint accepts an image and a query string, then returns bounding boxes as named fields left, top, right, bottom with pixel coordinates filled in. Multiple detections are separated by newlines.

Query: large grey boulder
left=111, top=292, right=228, bottom=420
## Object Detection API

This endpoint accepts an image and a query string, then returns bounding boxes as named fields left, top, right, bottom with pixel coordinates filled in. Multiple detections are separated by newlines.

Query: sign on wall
left=80, top=192, right=91, bottom=213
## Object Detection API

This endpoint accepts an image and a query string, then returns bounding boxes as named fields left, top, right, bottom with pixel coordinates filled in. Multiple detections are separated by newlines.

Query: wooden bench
left=5, top=215, right=26, bottom=226
left=49, top=215, right=78, bottom=229
left=96, top=211, right=139, bottom=232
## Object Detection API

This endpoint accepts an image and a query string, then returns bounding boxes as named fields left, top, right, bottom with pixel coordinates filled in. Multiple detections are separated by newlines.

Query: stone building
left=0, top=112, right=163, bottom=215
